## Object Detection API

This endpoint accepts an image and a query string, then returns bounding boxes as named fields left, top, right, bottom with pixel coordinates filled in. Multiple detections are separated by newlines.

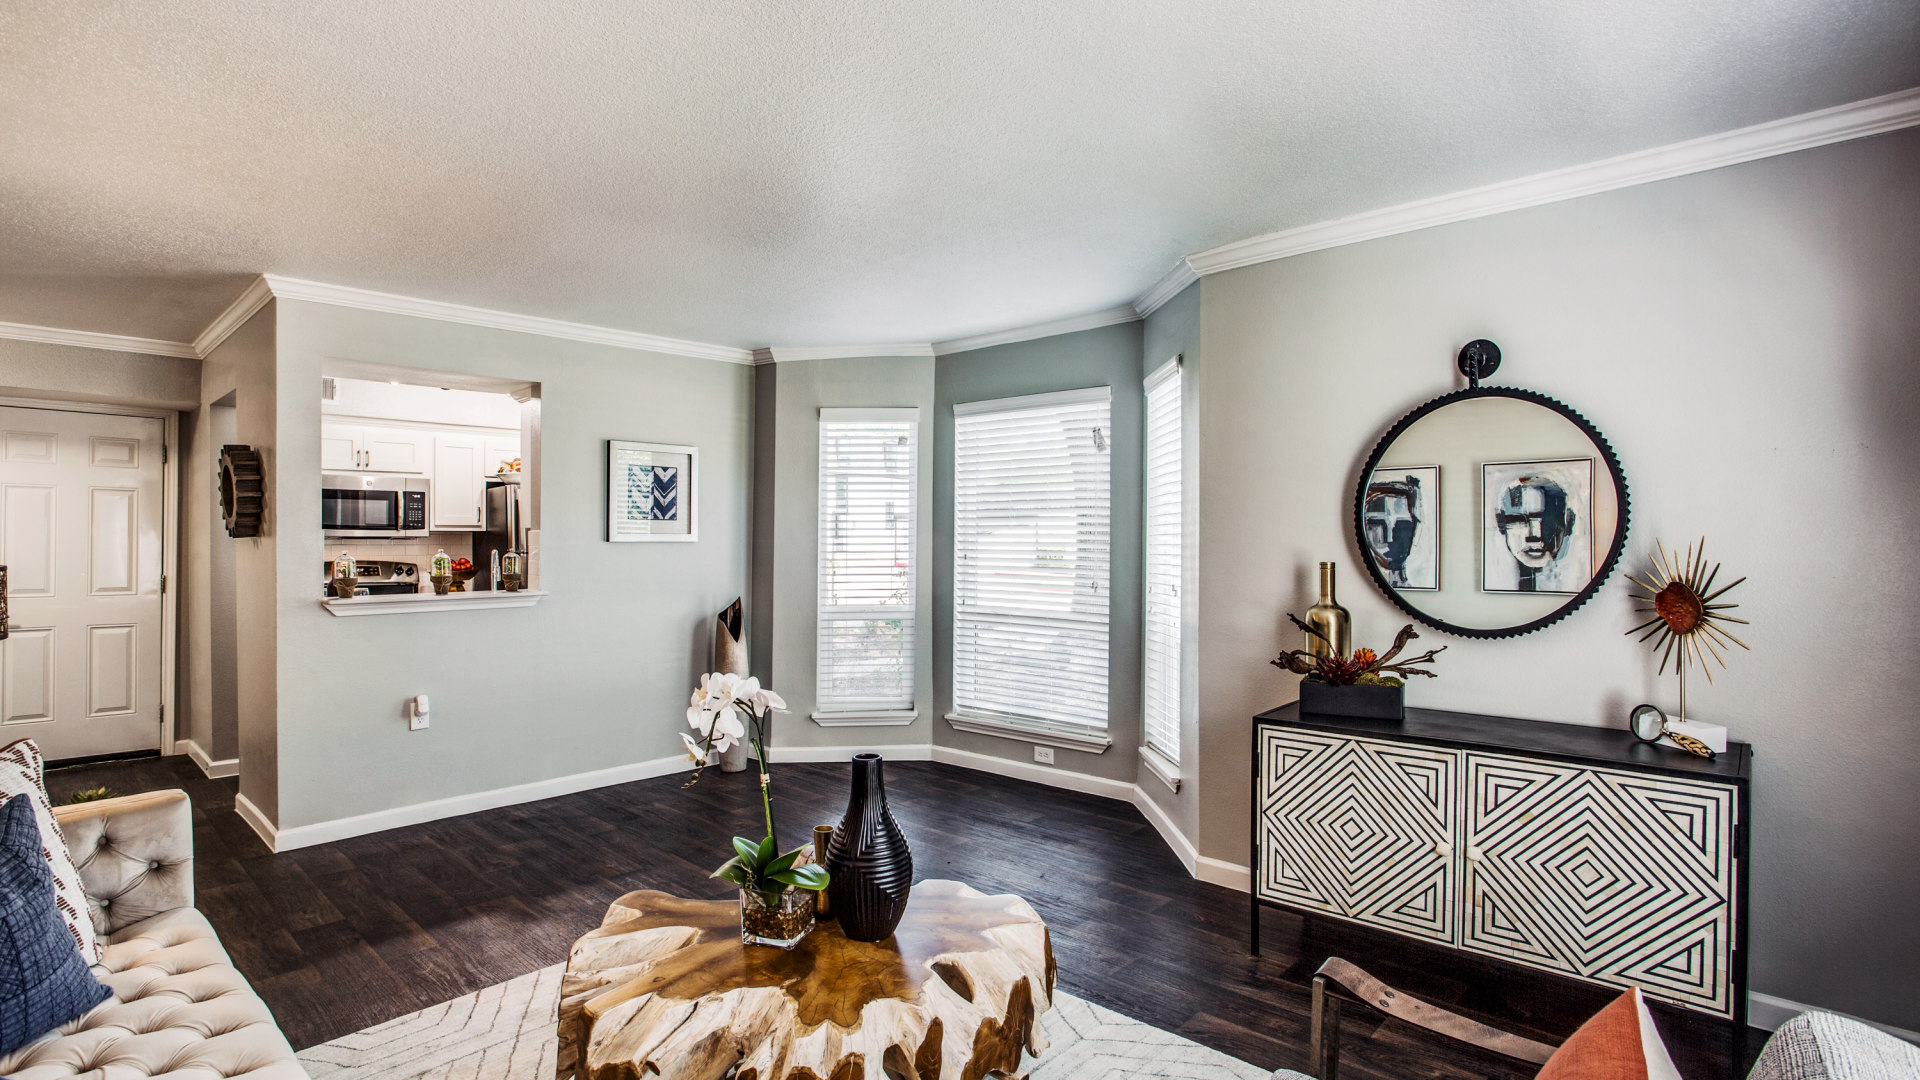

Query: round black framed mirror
left=1353, top=376, right=1630, bottom=639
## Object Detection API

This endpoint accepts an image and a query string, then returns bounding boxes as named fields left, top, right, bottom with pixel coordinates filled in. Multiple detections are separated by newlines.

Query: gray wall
left=1193, top=128, right=1920, bottom=1029
left=756, top=356, right=936, bottom=752
left=268, top=300, right=752, bottom=831
left=934, top=321, right=1145, bottom=784
left=190, top=304, right=280, bottom=818
left=0, top=337, right=199, bottom=411
left=750, top=363, right=778, bottom=691
left=205, top=402, right=239, bottom=762
left=1139, top=284, right=1201, bottom=841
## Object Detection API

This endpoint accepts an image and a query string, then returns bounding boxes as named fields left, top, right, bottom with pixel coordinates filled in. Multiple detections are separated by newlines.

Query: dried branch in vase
left=1272, top=616, right=1446, bottom=685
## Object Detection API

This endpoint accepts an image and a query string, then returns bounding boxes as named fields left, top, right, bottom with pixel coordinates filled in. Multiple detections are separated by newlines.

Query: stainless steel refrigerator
left=474, top=477, right=525, bottom=591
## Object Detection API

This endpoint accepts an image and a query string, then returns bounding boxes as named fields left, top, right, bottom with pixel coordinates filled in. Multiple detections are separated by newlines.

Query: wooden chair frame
left=1307, top=958, right=1560, bottom=1080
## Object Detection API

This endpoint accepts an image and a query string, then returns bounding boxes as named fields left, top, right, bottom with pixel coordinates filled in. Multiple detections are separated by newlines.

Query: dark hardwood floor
left=46, top=754, right=1764, bottom=1079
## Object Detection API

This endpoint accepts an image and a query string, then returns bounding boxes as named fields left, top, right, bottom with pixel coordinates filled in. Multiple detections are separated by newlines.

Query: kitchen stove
left=322, top=560, right=420, bottom=598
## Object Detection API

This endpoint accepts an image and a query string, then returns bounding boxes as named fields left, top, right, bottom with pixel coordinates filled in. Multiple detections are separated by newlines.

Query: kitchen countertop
left=320, top=589, right=547, bottom=616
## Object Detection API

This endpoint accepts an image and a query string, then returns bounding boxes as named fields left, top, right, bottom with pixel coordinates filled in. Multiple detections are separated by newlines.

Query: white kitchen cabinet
left=432, top=434, right=486, bottom=530
left=320, top=423, right=359, bottom=471
left=365, top=428, right=428, bottom=472
left=323, top=423, right=429, bottom=474
left=484, top=436, right=520, bottom=476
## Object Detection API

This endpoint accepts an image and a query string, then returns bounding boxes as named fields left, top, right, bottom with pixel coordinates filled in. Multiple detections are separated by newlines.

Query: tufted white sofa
left=0, top=789, right=306, bottom=1080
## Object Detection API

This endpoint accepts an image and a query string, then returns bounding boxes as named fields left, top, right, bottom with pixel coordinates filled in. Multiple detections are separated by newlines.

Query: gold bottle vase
left=1304, top=562, right=1351, bottom=659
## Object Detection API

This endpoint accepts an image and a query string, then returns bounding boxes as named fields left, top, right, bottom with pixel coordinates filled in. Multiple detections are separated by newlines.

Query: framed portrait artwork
left=608, top=440, right=697, bottom=542
left=1362, top=465, right=1438, bottom=590
left=1482, top=458, right=1592, bottom=594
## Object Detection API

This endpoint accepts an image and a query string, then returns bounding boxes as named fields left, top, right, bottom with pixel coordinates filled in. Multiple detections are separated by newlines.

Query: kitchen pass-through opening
left=320, top=361, right=540, bottom=598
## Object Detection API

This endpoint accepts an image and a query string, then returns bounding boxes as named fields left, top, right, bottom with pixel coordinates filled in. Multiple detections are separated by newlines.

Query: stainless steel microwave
left=322, top=472, right=431, bottom=537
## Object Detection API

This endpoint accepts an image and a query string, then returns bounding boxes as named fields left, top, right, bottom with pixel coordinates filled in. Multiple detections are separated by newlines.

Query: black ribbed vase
left=823, top=753, right=913, bottom=942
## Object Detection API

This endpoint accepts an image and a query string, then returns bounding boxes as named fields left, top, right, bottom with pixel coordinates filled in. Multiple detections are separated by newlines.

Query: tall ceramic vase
left=824, top=753, right=913, bottom=942
left=713, top=598, right=750, bottom=773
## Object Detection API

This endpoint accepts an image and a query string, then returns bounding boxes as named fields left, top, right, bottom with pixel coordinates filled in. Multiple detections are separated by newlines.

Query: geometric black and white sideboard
left=1252, top=703, right=1751, bottom=1026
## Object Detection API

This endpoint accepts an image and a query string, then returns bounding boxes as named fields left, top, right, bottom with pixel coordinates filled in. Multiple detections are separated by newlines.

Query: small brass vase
left=1304, top=562, right=1351, bottom=659
left=430, top=574, right=452, bottom=596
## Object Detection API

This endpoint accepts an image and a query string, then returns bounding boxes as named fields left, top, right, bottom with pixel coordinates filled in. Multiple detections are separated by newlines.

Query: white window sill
left=943, top=712, right=1112, bottom=753
left=1139, top=745, right=1182, bottom=792
left=321, top=590, right=548, bottom=617
left=811, top=710, right=918, bottom=727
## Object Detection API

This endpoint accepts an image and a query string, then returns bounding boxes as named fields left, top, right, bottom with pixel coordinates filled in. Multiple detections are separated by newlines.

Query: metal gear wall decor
left=220, top=444, right=265, bottom=538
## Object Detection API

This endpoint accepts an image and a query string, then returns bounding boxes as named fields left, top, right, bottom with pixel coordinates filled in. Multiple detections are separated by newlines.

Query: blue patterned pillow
left=0, top=794, right=111, bottom=1055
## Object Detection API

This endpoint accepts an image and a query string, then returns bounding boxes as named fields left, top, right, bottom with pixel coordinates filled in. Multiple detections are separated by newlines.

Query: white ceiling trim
left=1187, top=85, right=1920, bottom=277
left=1132, top=261, right=1200, bottom=318
left=761, top=344, right=936, bottom=363
left=194, top=275, right=274, bottom=357
left=259, top=274, right=758, bottom=364
left=0, top=320, right=200, bottom=359
left=933, top=304, right=1141, bottom=356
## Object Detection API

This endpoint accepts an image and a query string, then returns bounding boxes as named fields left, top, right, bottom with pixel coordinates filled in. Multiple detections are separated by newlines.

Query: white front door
left=0, top=406, right=164, bottom=760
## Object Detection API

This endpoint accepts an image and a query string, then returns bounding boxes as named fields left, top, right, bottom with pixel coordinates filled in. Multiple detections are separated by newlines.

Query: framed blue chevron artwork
left=608, top=440, right=698, bottom=542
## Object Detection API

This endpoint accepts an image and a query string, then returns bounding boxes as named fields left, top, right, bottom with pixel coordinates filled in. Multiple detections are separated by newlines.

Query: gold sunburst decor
left=1625, top=538, right=1750, bottom=737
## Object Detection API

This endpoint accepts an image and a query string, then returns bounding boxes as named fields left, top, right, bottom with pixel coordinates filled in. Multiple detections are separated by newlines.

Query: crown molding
left=259, top=274, right=758, bottom=364
left=0, top=320, right=200, bottom=359
left=192, top=275, right=275, bottom=357
left=1188, top=86, right=1920, bottom=277
left=1133, top=260, right=1199, bottom=317
left=762, top=343, right=935, bottom=363
left=932, top=304, right=1140, bottom=356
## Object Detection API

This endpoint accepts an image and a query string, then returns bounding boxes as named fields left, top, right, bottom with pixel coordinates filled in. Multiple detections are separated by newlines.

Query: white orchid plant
left=681, top=673, right=829, bottom=904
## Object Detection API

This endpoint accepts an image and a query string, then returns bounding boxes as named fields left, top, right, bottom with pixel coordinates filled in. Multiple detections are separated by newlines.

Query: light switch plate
left=1034, top=746, right=1054, bottom=765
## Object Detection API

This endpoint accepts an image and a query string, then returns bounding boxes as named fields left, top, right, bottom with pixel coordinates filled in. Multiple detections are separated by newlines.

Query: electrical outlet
left=409, top=694, right=430, bottom=730
left=1034, top=745, right=1054, bottom=765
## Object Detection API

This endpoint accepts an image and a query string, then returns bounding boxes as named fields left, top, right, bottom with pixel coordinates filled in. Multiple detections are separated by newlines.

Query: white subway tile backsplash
left=326, top=532, right=472, bottom=571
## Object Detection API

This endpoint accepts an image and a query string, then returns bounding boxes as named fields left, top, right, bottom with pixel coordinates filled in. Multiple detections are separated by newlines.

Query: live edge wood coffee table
left=558, top=879, right=1056, bottom=1080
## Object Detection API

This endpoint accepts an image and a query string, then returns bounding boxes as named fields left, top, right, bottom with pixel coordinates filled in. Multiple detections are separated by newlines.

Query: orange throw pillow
left=1536, top=988, right=1682, bottom=1080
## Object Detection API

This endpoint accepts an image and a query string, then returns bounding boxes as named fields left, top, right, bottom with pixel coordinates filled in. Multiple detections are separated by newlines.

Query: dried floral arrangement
left=1271, top=616, right=1446, bottom=686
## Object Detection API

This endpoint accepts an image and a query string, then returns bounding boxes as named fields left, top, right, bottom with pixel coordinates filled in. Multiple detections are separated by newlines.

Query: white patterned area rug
left=295, top=963, right=1290, bottom=1080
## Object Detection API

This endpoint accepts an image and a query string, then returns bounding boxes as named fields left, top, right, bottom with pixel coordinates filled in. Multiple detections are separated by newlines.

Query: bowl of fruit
left=446, top=557, right=478, bottom=592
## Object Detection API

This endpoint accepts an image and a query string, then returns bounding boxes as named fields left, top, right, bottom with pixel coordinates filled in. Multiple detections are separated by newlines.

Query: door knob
left=1433, top=840, right=1453, bottom=859
left=1466, top=845, right=1484, bottom=862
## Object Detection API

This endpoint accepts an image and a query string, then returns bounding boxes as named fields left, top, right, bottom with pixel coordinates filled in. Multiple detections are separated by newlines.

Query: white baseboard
left=767, top=743, right=934, bottom=763
left=1131, top=785, right=1198, bottom=874
left=1195, top=856, right=1251, bottom=892
left=179, top=739, right=238, bottom=779
left=930, top=744, right=1135, bottom=801
left=227, top=738, right=1235, bottom=906
left=239, top=754, right=697, bottom=853
left=233, top=792, right=277, bottom=851
left=1748, top=992, right=1920, bottom=1042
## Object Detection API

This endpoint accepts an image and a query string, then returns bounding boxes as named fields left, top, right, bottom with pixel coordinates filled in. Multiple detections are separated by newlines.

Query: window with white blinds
left=952, top=386, right=1112, bottom=735
left=817, top=409, right=919, bottom=715
left=1142, top=358, right=1182, bottom=764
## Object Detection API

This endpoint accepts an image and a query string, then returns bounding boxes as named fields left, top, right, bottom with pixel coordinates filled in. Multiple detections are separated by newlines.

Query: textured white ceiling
left=3, top=0, right=1916, bottom=350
